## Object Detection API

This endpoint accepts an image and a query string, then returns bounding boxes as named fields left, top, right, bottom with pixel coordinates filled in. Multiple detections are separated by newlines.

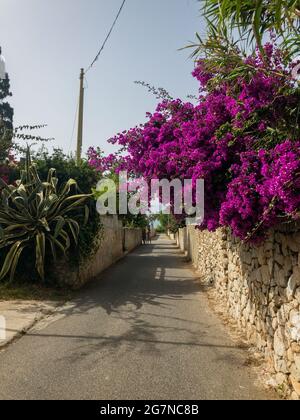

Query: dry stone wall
left=173, top=225, right=300, bottom=399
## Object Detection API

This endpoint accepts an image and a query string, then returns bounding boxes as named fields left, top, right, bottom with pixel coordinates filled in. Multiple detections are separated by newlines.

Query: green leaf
left=47, top=236, right=57, bottom=262
left=54, top=216, right=65, bottom=239
left=0, top=225, right=4, bottom=240
left=84, top=205, right=90, bottom=226
left=253, top=0, right=264, bottom=52
left=35, top=232, right=46, bottom=280
left=0, top=241, right=23, bottom=280
left=66, top=219, right=80, bottom=245
left=9, top=244, right=28, bottom=283
left=275, top=0, right=283, bottom=32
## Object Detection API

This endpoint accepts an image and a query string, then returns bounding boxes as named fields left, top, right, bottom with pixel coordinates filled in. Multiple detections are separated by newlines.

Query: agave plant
left=0, top=149, right=91, bottom=282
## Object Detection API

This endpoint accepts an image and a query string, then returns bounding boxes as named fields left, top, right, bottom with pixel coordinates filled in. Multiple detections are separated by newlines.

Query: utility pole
left=0, top=47, right=6, bottom=125
left=76, top=68, right=85, bottom=166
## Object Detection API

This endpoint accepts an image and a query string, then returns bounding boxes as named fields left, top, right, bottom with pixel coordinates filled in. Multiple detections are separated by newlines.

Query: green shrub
left=120, top=213, right=149, bottom=229
left=33, top=148, right=100, bottom=194
left=10, top=148, right=100, bottom=193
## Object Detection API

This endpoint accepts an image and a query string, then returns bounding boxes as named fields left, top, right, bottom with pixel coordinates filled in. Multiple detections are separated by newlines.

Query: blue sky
left=0, top=0, right=204, bottom=156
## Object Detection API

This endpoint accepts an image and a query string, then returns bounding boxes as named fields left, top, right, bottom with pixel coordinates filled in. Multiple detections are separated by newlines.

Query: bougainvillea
left=219, top=142, right=300, bottom=240
left=89, top=43, right=300, bottom=242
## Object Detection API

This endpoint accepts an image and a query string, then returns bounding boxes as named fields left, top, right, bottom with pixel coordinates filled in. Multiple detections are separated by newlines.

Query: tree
left=187, top=1, right=300, bottom=59
left=0, top=46, right=13, bottom=161
left=0, top=46, right=52, bottom=158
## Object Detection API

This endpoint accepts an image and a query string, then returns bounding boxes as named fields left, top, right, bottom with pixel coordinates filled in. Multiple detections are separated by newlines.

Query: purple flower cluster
left=89, top=44, right=300, bottom=242
left=87, top=147, right=125, bottom=173
left=220, top=142, right=300, bottom=240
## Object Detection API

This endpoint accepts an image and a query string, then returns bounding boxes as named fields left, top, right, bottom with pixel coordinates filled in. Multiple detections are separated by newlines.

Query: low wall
left=124, top=228, right=143, bottom=252
left=172, top=225, right=300, bottom=399
left=54, top=216, right=142, bottom=289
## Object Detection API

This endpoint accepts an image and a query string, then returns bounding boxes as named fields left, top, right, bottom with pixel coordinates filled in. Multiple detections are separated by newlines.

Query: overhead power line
left=85, top=0, right=126, bottom=74
left=75, top=0, right=126, bottom=164
left=68, top=99, right=79, bottom=154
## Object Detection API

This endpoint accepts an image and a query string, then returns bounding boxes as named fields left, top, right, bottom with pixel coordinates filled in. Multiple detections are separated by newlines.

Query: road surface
left=0, top=235, right=275, bottom=400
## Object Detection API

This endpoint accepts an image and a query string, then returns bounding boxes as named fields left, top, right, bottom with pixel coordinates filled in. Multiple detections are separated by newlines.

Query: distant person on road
left=147, top=227, right=152, bottom=244
left=142, top=228, right=147, bottom=245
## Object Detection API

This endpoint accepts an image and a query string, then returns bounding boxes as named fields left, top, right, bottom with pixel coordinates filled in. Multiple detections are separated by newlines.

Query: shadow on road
left=13, top=235, right=234, bottom=360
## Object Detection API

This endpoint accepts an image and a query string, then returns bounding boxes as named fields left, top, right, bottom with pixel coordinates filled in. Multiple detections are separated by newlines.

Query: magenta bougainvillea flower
left=88, top=43, right=300, bottom=242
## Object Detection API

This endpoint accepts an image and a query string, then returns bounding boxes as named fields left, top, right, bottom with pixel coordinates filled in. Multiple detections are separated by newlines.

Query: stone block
left=291, top=342, right=300, bottom=353
left=274, top=327, right=287, bottom=357
left=287, top=275, right=298, bottom=301
left=274, top=357, right=289, bottom=374
left=274, top=263, right=287, bottom=288
left=291, top=363, right=300, bottom=382
left=291, top=376, right=300, bottom=397
left=260, top=265, right=270, bottom=286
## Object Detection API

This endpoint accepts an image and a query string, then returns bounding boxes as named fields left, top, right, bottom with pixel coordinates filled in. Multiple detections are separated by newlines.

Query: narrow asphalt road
left=0, top=235, right=275, bottom=400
